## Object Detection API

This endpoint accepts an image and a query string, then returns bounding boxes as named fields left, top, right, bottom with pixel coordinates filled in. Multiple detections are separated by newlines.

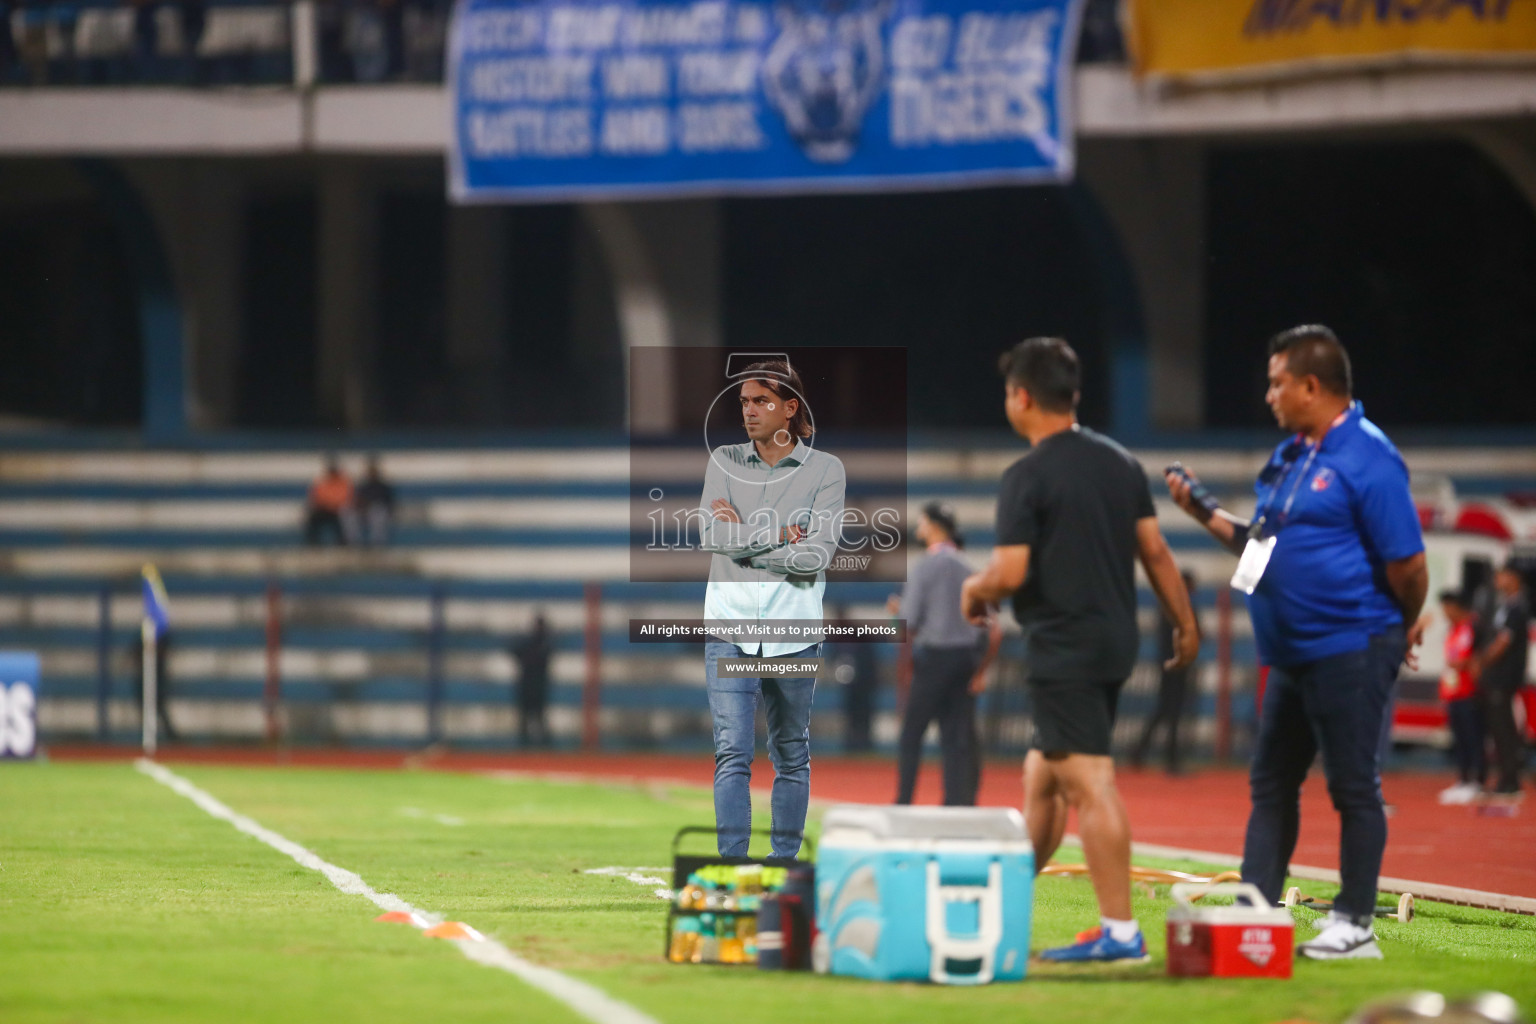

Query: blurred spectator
left=132, top=626, right=177, bottom=743
left=513, top=613, right=553, bottom=747
left=355, top=454, right=396, bottom=546
left=829, top=604, right=879, bottom=753
left=1476, top=563, right=1529, bottom=798
left=381, top=0, right=405, bottom=79
left=1077, top=0, right=1127, bottom=63
left=131, top=0, right=158, bottom=81
left=401, top=0, right=446, bottom=80
left=0, top=1, right=19, bottom=82
left=1131, top=568, right=1199, bottom=774
left=1433, top=589, right=1484, bottom=805
left=305, top=455, right=356, bottom=546
left=317, top=0, right=349, bottom=81
left=344, top=0, right=382, bottom=81
left=178, top=0, right=206, bottom=82
left=843, top=642, right=878, bottom=752
left=16, top=0, right=49, bottom=84
left=890, top=502, right=998, bottom=806
left=345, top=0, right=404, bottom=82
left=51, top=2, right=79, bottom=82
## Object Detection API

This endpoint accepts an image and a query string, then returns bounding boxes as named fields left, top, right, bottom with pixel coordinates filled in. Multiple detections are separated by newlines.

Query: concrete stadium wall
left=7, top=124, right=1535, bottom=438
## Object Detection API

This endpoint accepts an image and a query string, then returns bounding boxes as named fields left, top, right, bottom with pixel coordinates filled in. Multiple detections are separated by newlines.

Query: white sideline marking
left=584, top=866, right=672, bottom=901
left=487, top=768, right=1536, bottom=917
left=585, top=867, right=669, bottom=886
left=136, top=760, right=663, bottom=1024
left=1059, top=834, right=1536, bottom=917
left=400, top=807, right=468, bottom=827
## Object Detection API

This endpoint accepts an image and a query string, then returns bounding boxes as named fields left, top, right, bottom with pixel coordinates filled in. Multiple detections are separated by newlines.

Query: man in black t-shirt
left=963, top=337, right=1199, bottom=964
left=1476, top=564, right=1529, bottom=797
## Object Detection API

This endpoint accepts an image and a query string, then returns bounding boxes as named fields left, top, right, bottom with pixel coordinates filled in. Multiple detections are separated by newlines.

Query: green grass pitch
left=2, top=761, right=1532, bottom=1024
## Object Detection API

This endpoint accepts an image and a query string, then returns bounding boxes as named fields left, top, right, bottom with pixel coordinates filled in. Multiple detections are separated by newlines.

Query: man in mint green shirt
left=698, top=360, right=845, bottom=857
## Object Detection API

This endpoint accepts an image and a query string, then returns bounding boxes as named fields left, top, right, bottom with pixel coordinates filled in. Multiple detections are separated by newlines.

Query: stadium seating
left=0, top=0, right=449, bottom=87
left=2, top=443, right=1528, bottom=756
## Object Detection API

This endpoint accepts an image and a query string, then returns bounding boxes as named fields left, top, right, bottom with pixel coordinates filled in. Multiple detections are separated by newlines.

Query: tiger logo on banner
left=762, top=1, right=891, bottom=163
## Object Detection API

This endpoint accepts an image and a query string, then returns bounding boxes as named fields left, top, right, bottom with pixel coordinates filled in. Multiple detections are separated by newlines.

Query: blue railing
left=9, top=574, right=1252, bottom=758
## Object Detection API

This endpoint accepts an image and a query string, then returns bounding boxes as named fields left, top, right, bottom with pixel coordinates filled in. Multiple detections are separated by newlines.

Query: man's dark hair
left=1438, top=588, right=1465, bottom=607
left=739, top=360, right=813, bottom=439
left=1268, top=325, right=1352, bottom=397
left=997, top=337, right=1080, bottom=414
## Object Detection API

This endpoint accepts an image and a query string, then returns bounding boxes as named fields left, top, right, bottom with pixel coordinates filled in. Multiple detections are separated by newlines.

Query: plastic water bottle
left=698, top=913, right=719, bottom=964
left=719, top=915, right=745, bottom=964
left=756, top=893, right=783, bottom=970
left=669, top=917, right=701, bottom=963
left=740, top=914, right=759, bottom=964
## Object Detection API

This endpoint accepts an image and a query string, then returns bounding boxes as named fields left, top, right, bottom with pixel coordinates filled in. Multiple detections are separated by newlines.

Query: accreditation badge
left=1230, top=536, right=1277, bottom=596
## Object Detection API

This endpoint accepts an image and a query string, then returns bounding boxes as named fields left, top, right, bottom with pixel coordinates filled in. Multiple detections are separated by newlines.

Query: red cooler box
left=1166, top=882, right=1293, bottom=979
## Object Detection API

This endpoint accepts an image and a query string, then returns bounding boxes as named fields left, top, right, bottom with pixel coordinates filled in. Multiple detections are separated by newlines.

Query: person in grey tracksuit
left=889, top=502, right=998, bottom=805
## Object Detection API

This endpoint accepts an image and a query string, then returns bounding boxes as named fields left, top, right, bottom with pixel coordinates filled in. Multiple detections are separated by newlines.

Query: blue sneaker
left=1039, top=930, right=1151, bottom=964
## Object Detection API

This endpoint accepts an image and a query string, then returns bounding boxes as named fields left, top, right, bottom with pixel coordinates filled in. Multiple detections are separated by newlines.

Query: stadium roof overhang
left=1, top=65, right=1534, bottom=157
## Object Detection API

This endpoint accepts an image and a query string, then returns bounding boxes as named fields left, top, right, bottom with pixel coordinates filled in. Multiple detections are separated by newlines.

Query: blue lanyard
left=1252, top=444, right=1321, bottom=540
left=1251, top=407, right=1350, bottom=541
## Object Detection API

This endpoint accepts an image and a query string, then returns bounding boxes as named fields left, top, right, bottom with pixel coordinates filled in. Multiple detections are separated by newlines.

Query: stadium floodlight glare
left=724, top=353, right=792, bottom=380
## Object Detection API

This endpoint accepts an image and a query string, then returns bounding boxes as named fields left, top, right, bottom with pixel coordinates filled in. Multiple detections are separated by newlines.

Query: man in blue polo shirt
left=1168, top=325, right=1427, bottom=961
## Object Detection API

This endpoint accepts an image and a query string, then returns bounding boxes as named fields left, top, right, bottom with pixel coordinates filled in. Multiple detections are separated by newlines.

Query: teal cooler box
left=814, top=805, right=1033, bottom=984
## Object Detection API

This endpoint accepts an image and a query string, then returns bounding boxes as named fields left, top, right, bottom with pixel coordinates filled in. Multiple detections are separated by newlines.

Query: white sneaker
left=1438, top=782, right=1479, bottom=805
left=1298, top=916, right=1382, bottom=960
left=1309, top=908, right=1351, bottom=932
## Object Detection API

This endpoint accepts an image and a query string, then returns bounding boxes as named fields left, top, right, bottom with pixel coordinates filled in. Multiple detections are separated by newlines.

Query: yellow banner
left=1127, top=0, right=1536, bottom=80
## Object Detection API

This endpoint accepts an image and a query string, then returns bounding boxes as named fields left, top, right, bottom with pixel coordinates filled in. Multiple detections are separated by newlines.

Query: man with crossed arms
left=697, top=360, right=845, bottom=860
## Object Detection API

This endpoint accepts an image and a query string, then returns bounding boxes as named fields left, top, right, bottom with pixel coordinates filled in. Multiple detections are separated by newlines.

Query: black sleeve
left=995, top=461, right=1038, bottom=547
left=1512, top=600, right=1531, bottom=648
left=1130, top=456, right=1156, bottom=519
left=1473, top=587, right=1498, bottom=650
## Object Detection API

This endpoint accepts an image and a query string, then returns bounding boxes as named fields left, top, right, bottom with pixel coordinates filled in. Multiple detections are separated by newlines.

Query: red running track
left=49, top=746, right=1536, bottom=900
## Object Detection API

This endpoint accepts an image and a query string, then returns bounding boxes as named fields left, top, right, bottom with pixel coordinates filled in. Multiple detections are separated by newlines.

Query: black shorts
left=1028, top=678, right=1126, bottom=756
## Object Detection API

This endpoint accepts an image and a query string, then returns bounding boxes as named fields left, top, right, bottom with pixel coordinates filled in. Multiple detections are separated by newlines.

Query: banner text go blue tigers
left=450, top=0, right=1084, bottom=201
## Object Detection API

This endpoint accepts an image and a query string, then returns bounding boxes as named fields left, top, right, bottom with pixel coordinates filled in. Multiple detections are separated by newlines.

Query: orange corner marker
left=375, top=911, right=415, bottom=924
left=424, top=921, right=484, bottom=941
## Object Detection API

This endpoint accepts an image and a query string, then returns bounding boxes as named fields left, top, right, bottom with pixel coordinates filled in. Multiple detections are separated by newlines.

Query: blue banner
left=450, top=0, right=1083, bottom=202
left=0, top=651, right=40, bottom=760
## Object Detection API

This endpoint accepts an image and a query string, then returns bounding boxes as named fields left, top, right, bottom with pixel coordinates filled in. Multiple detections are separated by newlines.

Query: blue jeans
left=1242, top=627, right=1406, bottom=926
left=705, top=641, right=820, bottom=859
